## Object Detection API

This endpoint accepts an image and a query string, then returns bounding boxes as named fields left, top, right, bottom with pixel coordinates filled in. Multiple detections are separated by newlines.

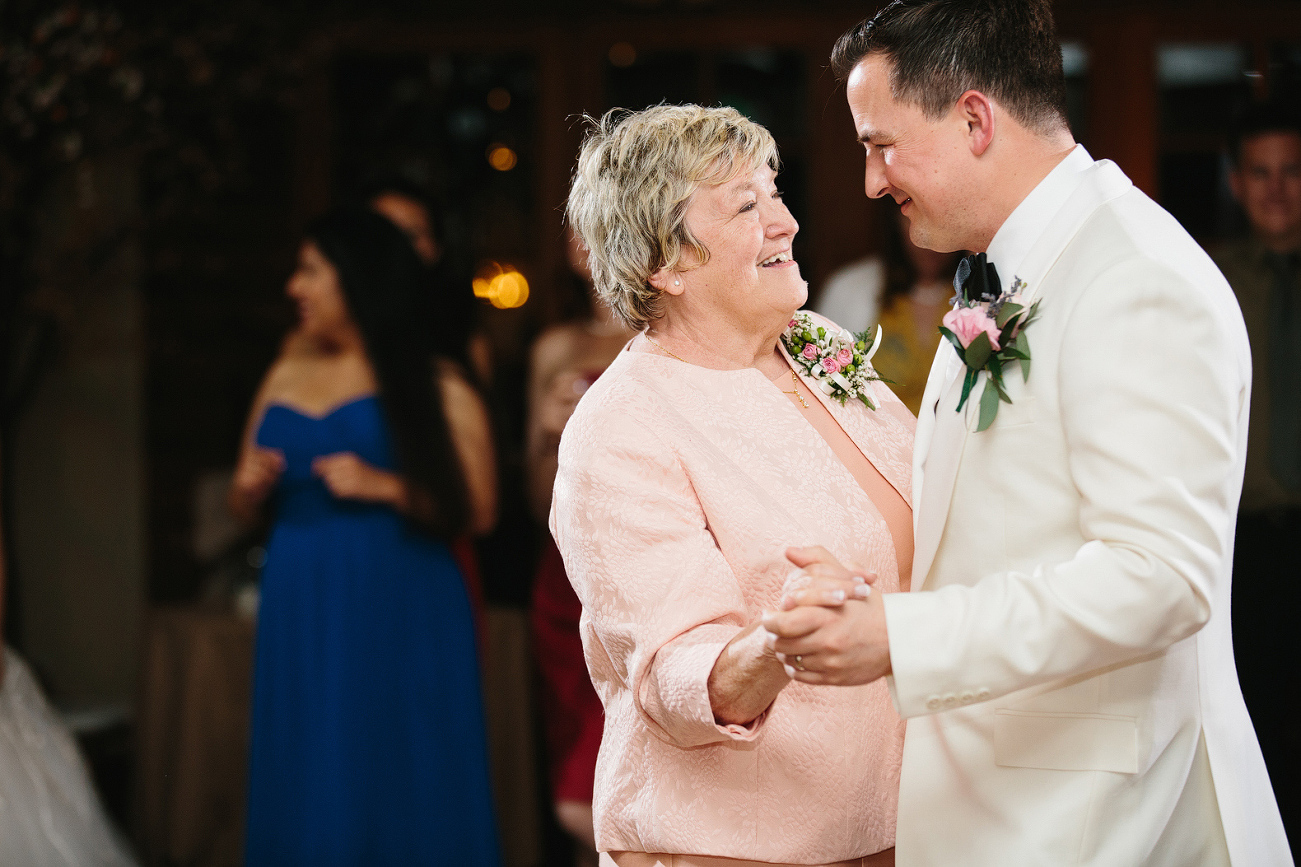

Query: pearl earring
left=674, top=279, right=681, bottom=286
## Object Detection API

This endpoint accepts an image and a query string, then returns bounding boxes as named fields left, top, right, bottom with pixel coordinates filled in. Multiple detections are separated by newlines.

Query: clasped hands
left=234, top=446, right=405, bottom=506
left=311, top=452, right=406, bottom=505
left=761, top=546, right=893, bottom=686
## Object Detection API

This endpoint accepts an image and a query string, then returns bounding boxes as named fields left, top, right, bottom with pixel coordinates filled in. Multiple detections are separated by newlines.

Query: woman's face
left=287, top=241, right=353, bottom=340
left=673, top=161, right=806, bottom=328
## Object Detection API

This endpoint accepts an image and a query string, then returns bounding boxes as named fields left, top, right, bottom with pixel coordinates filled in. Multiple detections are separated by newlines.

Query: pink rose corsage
left=780, top=312, right=883, bottom=409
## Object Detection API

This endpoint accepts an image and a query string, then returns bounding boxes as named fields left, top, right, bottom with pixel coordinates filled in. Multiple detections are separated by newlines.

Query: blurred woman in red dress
left=527, top=228, right=634, bottom=867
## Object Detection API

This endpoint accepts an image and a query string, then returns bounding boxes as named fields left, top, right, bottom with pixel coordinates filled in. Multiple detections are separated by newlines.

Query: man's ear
left=649, top=266, right=685, bottom=296
left=957, top=90, right=996, bottom=157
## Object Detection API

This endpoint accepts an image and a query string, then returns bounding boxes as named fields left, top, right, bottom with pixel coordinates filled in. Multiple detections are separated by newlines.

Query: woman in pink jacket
left=551, top=104, right=913, bottom=867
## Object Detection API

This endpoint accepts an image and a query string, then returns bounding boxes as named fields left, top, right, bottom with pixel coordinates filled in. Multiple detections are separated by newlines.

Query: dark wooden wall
left=145, top=1, right=1301, bottom=601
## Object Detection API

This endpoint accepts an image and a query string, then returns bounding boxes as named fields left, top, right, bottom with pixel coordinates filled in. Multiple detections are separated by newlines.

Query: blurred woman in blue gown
left=228, top=208, right=501, bottom=865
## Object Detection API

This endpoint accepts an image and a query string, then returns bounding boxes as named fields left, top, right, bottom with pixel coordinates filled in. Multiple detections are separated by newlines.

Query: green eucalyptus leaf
left=1019, top=332, right=1032, bottom=382
left=995, top=302, right=1023, bottom=329
left=964, top=332, right=993, bottom=370
left=957, top=367, right=978, bottom=412
left=977, top=378, right=1001, bottom=431
left=938, top=326, right=968, bottom=362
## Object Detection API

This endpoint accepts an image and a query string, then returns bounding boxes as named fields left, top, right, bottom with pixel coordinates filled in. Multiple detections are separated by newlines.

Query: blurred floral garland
left=1, top=1, right=316, bottom=232
left=0, top=2, right=319, bottom=638
left=0, top=1, right=316, bottom=400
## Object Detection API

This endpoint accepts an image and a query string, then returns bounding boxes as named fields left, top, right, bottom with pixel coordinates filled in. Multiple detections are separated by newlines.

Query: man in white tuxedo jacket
left=764, top=1, right=1292, bottom=864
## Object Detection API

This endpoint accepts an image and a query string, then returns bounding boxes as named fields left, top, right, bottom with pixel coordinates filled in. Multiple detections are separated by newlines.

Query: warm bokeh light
left=608, top=42, right=637, bottom=68
left=486, top=86, right=511, bottom=111
left=487, top=143, right=517, bottom=171
left=473, top=262, right=530, bottom=309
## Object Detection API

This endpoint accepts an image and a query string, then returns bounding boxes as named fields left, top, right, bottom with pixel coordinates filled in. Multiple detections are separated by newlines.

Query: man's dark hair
left=831, top=0, right=1068, bottom=135
left=1228, top=98, right=1301, bottom=167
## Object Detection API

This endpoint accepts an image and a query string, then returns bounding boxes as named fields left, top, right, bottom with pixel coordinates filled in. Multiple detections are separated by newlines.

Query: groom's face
left=846, top=55, right=976, bottom=254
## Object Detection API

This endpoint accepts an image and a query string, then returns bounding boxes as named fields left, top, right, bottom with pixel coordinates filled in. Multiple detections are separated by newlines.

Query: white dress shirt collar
left=985, top=144, right=1095, bottom=288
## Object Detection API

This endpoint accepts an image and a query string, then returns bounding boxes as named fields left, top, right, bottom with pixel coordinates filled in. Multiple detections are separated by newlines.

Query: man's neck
left=973, top=132, right=1078, bottom=254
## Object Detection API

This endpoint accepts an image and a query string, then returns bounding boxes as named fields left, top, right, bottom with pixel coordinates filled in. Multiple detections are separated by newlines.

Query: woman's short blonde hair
left=566, top=104, right=779, bottom=331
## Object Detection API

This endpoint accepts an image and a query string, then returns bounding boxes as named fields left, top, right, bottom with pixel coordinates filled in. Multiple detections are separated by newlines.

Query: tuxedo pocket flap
left=994, top=709, right=1138, bottom=774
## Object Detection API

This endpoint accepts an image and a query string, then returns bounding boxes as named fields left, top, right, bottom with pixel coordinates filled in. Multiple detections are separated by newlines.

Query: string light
left=487, top=87, right=511, bottom=111
left=473, top=262, right=530, bottom=309
left=608, top=42, right=637, bottom=68
left=487, top=143, right=517, bottom=171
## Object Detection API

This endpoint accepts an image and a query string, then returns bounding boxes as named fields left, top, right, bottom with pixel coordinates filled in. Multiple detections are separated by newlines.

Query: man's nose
left=864, top=155, right=890, bottom=200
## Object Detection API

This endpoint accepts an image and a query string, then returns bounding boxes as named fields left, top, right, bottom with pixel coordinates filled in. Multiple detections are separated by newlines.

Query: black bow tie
left=953, top=252, right=1001, bottom=303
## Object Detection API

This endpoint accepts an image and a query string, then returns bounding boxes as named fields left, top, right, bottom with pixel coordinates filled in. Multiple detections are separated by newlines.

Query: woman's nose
left=766, top=200, right=799, bottom=238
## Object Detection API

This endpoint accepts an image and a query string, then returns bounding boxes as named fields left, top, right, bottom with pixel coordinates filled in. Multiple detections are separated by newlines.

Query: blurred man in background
left=1215, top=99, right=1301, bottom=853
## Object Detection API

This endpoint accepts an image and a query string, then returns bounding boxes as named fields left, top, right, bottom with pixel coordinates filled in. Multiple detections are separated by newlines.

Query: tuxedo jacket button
left=926, top=695, right=942, bottom=710
left=959, top=691, right=975, bottom=705
left=941, top=693, right=959, bottom=708
left=976, top=688, right=991, bottom=701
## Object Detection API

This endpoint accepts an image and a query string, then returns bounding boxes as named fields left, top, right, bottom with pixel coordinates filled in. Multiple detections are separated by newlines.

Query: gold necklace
left=646, top=333, right=809, bottom=408
left=782, top=369, right=809, bottom=408
left=643, top=333, right=688, bottom=363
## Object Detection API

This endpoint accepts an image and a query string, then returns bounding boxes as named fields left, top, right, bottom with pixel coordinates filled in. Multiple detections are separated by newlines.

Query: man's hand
left=761, top=546, right=892, bottom=686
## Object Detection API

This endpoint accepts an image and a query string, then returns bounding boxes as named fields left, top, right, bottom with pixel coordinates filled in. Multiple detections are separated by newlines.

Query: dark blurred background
left=1, top=1, right=1298, bottom=864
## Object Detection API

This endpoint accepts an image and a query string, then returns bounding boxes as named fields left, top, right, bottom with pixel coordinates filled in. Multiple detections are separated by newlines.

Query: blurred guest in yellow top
left=859, top=212, right=962, bottom=415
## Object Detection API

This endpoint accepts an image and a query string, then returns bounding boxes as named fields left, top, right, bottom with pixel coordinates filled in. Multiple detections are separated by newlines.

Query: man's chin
left=907, top=221, right=966, bottom=256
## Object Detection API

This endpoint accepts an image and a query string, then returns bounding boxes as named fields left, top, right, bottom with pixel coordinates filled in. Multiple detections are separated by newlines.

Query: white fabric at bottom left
left=0, top=648, right=137, bottom=867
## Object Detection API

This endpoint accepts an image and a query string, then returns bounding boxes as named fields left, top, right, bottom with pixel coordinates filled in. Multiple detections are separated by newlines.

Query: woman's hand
left=229, top=446, right=285, bottom=525
left=779, top=546, right=877, bottom=610
left=762, top=546, right=892, bottom=686
left=707, top=620, right=792, bottom=727
left=312, top=452, right=406, bottom=507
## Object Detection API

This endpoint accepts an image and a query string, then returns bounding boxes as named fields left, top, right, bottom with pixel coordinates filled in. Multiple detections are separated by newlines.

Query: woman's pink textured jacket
left=550, top=332, right=915, bottom=864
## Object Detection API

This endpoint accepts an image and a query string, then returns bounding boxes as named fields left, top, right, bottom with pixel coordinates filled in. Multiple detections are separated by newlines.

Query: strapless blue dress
left=244, top=395, right=500, bottom=866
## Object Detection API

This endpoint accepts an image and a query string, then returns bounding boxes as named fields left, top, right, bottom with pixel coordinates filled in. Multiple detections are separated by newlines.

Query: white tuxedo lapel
left=910, top=158, right=1135, bottom=592
left=910, top=341, right=964, bottom=590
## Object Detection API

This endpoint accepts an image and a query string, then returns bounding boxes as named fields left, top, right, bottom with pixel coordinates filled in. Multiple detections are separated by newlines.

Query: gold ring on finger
left=794, top=655, right=806, bottom=671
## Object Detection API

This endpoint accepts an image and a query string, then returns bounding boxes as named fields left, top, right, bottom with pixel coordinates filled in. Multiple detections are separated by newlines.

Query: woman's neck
left=306, top=325, right=367, bottom=359
left=645, top=307, right=789, bottom=377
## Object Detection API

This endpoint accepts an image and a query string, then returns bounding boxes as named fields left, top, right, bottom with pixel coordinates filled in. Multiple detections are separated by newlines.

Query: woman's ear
left=649, top=266, right=685, bottom=296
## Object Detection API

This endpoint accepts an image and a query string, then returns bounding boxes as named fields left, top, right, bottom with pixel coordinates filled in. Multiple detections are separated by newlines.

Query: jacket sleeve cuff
left=637, top=623, right=765, bottom=746
left=884, top=590, right=946, bottom=719
left=885, top=588, right=998, bottom=719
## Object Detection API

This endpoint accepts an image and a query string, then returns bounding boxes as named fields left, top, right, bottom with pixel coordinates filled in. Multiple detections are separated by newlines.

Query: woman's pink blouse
left=550, top=339, right=915, bottom=863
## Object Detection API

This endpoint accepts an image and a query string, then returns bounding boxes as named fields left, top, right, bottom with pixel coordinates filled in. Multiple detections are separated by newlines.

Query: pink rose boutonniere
left=942, top=306, right=1003, bottom=352
left=939, top=260, right=1040, bottom=432
left=780, top=312, right=883, bottom=409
